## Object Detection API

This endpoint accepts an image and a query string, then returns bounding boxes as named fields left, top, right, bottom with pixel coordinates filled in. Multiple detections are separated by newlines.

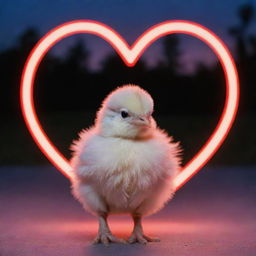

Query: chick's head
left=96, top=84, right=156, bottom=139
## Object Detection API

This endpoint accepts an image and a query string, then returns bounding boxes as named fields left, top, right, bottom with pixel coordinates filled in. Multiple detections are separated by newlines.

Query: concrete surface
left=0, top=166, right=255, bottom=256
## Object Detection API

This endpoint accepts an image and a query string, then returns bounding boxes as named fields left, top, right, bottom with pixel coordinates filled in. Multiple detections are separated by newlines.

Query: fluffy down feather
left=70, top=85, right=181, bottom=218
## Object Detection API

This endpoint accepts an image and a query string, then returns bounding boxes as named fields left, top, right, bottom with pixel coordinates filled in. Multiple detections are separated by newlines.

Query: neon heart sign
left=20, top=20, right=239, bottom=191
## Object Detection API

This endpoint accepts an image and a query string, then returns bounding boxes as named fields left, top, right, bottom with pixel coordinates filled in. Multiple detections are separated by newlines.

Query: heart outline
left=20, top=20, right=239, bottom=191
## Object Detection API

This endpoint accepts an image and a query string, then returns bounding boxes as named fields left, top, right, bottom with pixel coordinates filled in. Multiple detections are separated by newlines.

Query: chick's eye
left=121, top=110, right=129, bottom=118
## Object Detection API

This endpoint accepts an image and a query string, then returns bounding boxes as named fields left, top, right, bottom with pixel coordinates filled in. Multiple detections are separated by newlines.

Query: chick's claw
left=92, top=232, right=127, bottom=246
left=128, top=231, right=160, bottom=244
left=143, top=235, right=161, bottom=242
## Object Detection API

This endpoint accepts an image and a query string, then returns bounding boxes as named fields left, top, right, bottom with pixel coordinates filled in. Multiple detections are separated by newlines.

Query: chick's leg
left=128, top=214, right=160, bottom=244
left=92, top=212, right=126, bottom=246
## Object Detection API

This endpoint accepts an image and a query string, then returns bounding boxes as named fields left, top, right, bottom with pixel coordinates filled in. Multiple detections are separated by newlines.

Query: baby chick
left=71, top=84, right=181, bottom=246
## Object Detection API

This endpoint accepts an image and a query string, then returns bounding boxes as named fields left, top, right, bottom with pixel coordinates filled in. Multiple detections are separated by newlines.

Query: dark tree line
left=1, top=3, right=255, bottom=118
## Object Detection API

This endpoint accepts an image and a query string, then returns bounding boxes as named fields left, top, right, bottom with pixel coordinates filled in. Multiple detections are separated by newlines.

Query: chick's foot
left=128, top=230, right=160, bottom=244
left=128, top=214, right=160, bottom=244
left=92, top=214, right=126, bottom=246
left=92, top=231, right=127, bottom=246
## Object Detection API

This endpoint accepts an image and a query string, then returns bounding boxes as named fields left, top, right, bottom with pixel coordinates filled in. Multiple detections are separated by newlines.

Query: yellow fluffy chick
left=70, top=84, right=181, bottom=246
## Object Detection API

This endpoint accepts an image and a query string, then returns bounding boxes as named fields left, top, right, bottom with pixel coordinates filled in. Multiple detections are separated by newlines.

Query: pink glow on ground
left=26, top=219, right=232, bottom=238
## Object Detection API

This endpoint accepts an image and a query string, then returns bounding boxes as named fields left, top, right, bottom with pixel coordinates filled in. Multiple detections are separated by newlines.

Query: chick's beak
left=131, top=116, right=151, bottom=127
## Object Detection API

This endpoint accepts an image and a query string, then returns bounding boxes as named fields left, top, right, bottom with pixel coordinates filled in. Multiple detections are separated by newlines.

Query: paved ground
left=0, top=166, right=255, bottom=256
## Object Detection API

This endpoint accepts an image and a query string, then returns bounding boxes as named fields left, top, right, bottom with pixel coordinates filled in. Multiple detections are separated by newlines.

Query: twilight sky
left=0, top=0, right=255, bottom=72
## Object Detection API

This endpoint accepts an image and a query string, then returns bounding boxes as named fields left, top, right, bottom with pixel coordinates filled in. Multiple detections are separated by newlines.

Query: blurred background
left=1, top=0, right=256, bottom=167
left=1, top=1, right=256, bottom=255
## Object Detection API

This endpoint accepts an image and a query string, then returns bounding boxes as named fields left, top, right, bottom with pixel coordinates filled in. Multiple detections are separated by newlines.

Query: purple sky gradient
left=0, top=0, right=255, bottom=73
